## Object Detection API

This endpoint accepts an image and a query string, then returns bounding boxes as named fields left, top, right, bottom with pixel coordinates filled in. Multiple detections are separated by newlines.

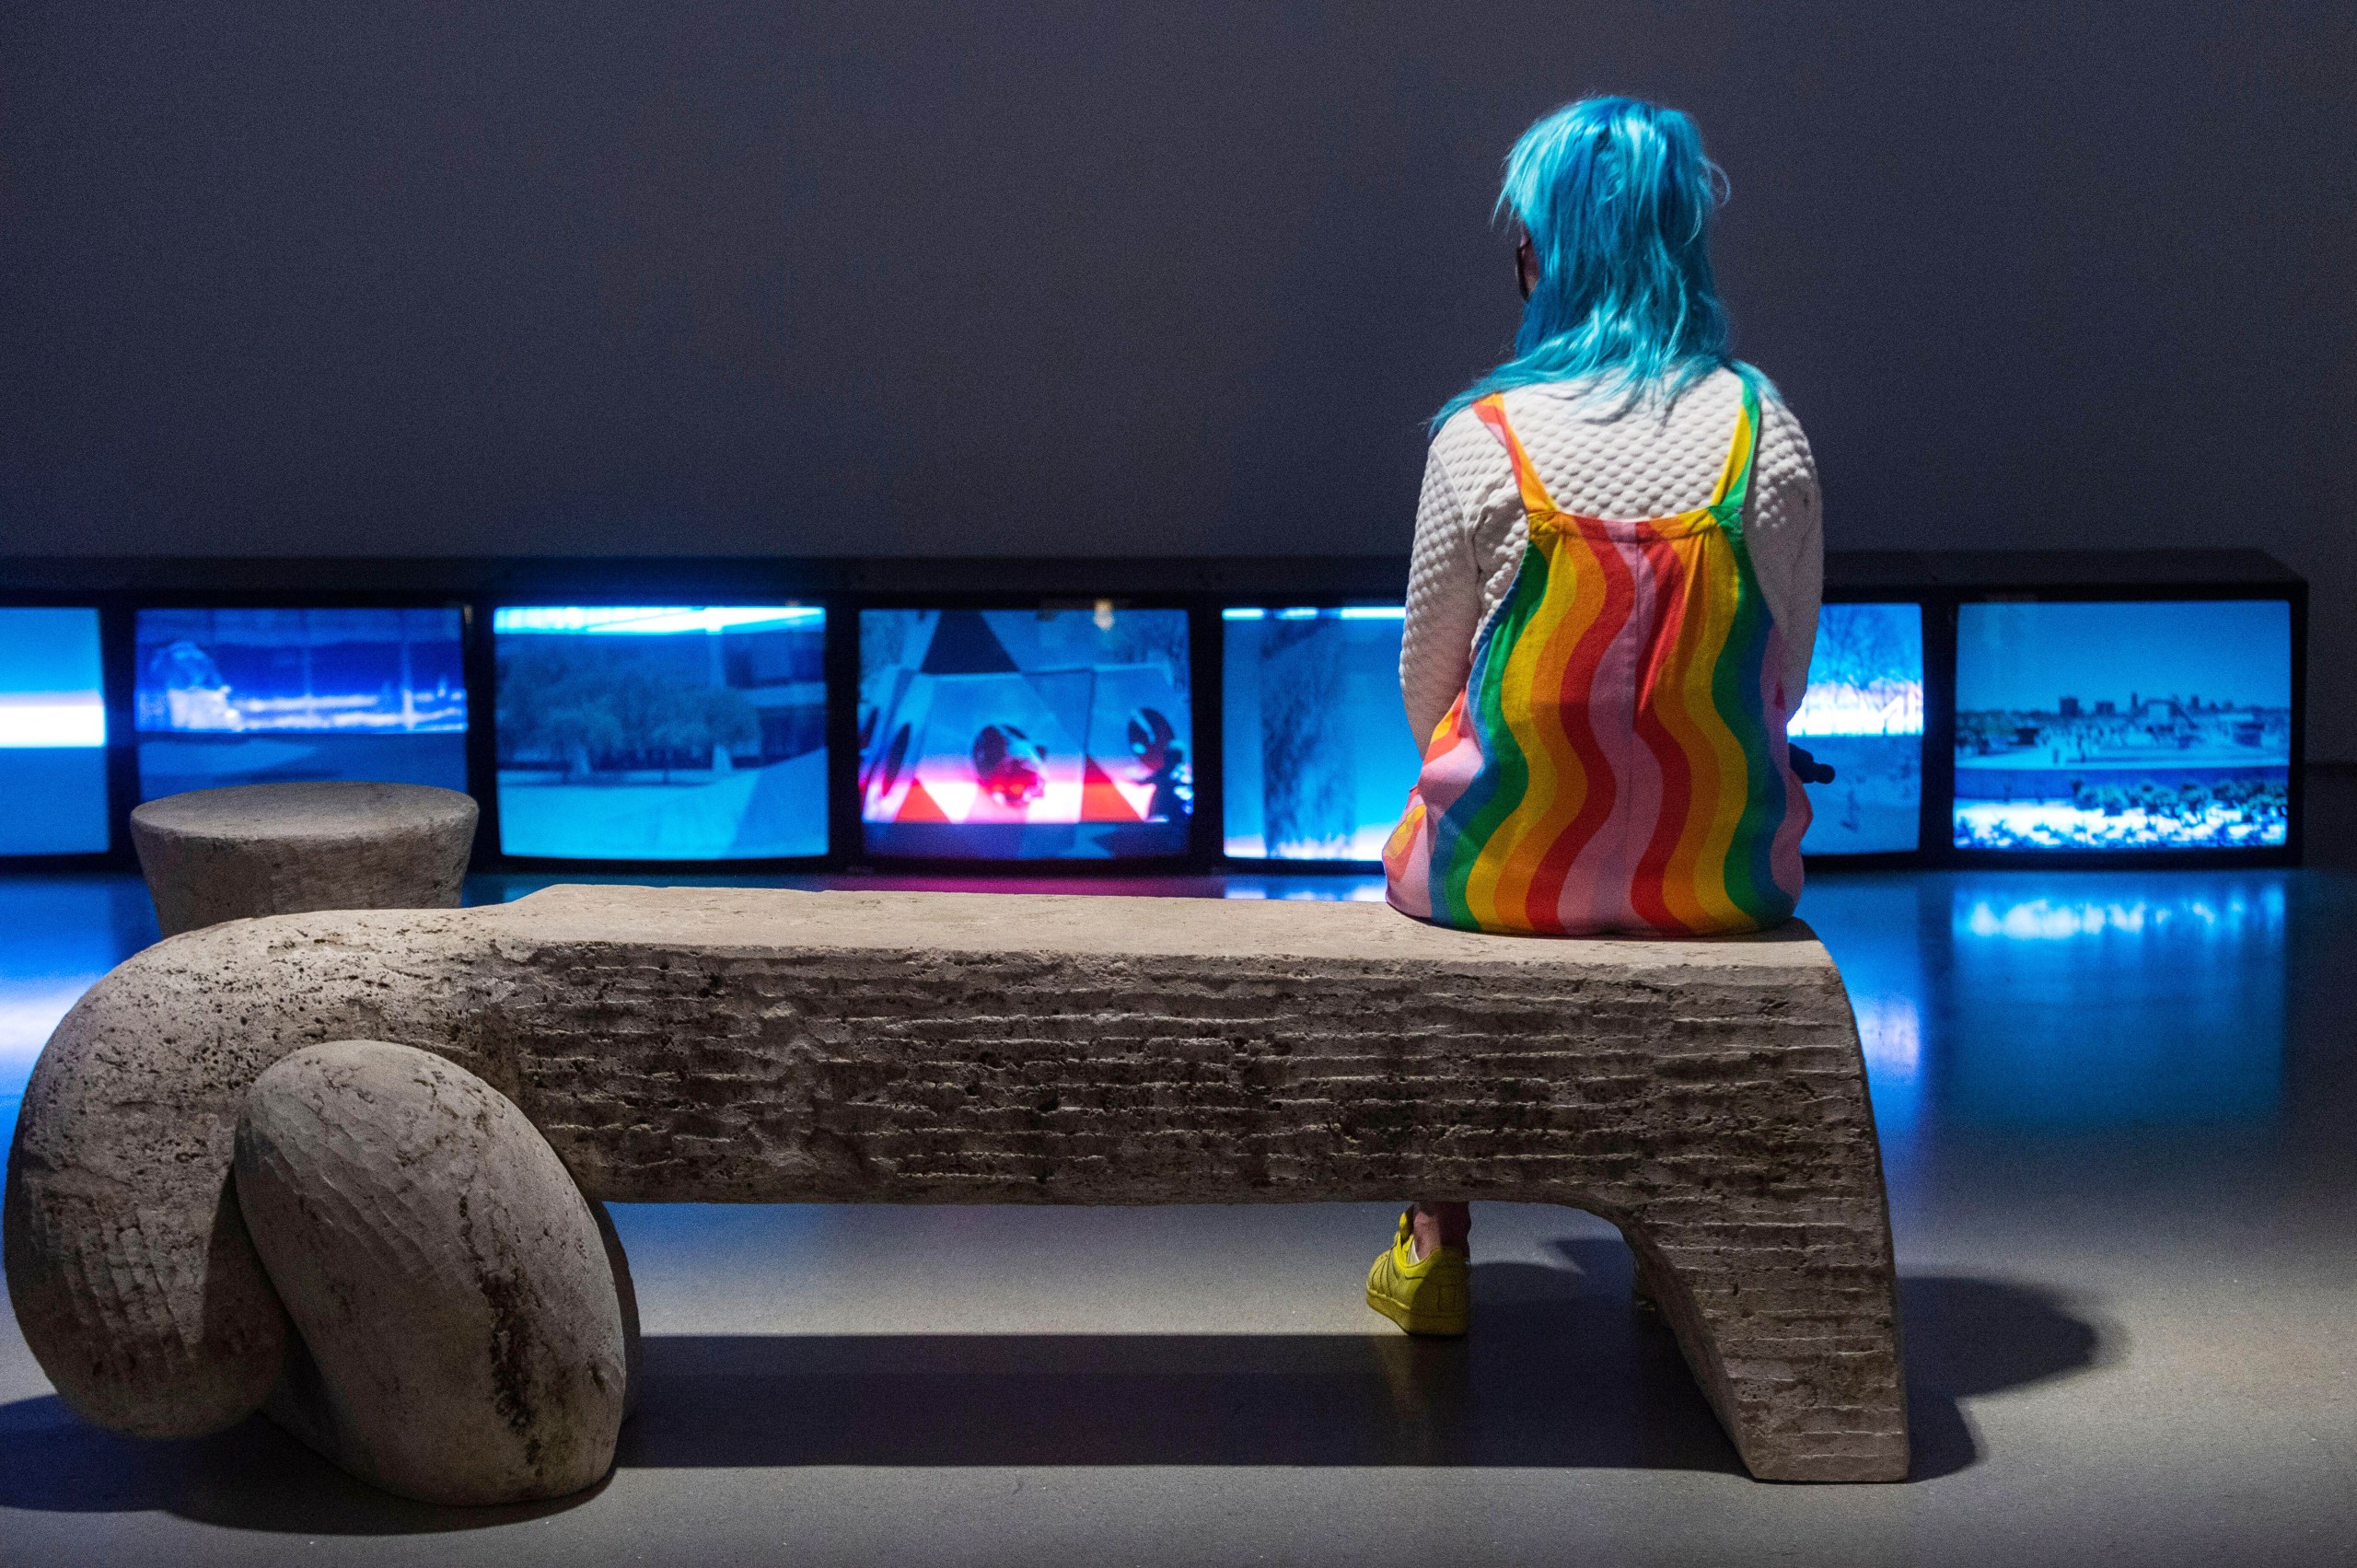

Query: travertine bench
left=3, top=886, right=1907, bottom=1494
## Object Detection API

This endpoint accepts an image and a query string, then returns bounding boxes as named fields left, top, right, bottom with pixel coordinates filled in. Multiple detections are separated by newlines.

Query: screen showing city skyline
left=1954, top=599, right=2292, bottom=851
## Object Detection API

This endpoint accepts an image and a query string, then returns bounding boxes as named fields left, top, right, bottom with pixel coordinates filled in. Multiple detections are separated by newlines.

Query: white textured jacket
left=1399, top=366, right=1822, bottom=745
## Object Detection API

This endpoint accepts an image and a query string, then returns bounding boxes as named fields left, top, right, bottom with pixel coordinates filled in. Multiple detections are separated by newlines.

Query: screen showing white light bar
left=134, top=607, right=469, bottom=801
left=1954, top=599, right=2291, bottom=851
left=1222, top=606, right=1421, bottom=861
left=493, top=606, right=827, bottom=859
left=1791, top=602, right=1924, bottom=855
left=0, top=608, right=109, bottom=854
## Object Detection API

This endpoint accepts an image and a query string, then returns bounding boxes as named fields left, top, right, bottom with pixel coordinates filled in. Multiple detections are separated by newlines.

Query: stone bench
left=3, top=885, right=1908, bottom=1496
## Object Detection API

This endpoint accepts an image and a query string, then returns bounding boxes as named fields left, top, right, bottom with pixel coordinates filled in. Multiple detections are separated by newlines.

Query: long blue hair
left=1436, top=97, right=1734, bottom=428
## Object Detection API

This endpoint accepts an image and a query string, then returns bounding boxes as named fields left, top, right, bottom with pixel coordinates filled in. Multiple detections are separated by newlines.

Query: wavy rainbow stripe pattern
left=1384, top=377, right=1808, bottom=935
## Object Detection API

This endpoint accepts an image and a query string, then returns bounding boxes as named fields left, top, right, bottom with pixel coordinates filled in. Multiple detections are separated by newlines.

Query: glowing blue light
left=1337, top=606, right=1407, bottom=621
left=1222, top=609, right=1265, bottom=621
left=493, top=606, right=823, bottom=635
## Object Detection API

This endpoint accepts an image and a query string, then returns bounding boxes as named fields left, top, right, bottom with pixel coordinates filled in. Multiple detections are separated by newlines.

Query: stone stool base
left=131, top=780, right=477, bottom=935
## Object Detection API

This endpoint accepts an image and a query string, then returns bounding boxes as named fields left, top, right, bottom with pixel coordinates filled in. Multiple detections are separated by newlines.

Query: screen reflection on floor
left=1803, top=873, right=2286, bottom=1137
left=0, top=870, right=2293, bottom=1147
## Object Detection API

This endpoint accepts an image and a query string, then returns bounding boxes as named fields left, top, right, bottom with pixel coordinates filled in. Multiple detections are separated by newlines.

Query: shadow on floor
left=0, top=1258, right=2100, bottom=1533
left=0, top=1393, right=599, bottom=1534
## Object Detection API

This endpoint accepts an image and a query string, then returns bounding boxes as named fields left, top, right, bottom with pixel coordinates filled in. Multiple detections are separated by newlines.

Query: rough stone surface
left=3, top=886, right=1907, bottom=1481
left=232, top=1041, right=631, bottom=1504
left=130, top=780, right=477, bottom=936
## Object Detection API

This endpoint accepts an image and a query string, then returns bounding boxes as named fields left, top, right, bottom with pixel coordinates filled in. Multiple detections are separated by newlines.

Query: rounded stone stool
left=130, top=781, right=479, bottom=936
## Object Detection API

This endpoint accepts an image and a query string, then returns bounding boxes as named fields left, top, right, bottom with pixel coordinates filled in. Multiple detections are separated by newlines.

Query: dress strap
left=1473, top=395, right=1560, bottom=517
left=1705, top=368, right=1765, bottom=524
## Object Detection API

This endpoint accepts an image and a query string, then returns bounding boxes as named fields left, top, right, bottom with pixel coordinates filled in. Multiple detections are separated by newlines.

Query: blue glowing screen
left=493, top=607, right=827, bottom=860
left=1791, top=602, right=1924, bottom=855
left=0, top=608, right=110, bottom=854
left=134, top=608, right=467, bottom=802
left=1955, top=600, right=2291, bottom=851
left=859, top=608, right=1191, bottom=860
left=1221, top=607, right=1421, bottom=862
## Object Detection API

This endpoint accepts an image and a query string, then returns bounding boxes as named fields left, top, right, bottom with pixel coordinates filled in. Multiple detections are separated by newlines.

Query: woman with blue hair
left=1368, top=97, right=1823, bottom=1336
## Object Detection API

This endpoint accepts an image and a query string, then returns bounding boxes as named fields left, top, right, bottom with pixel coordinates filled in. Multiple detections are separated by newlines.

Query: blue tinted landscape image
left=495, top=607, right=827, bottom=860
left=1791, top=603, right=1924, bottom=855
left=134, top=608, right=467, bottom=800
left=859, top=608, right=1191, bottom=860
left=1955, top=600, right=2291, bottom=851
left=0, top=608, right=110, bottom=854
left=1222, top=608, right=1422, bottom=861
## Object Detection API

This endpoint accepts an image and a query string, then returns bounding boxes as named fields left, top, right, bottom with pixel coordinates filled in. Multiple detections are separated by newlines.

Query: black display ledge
left=0, top=548, right=2306, bottom=599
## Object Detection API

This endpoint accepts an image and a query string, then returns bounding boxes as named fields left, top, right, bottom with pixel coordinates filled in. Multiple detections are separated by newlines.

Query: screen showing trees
left=1954, top=599, right=2291, bottom=851
left=1221, top=607, right=1421, bottom=861
left=1791, top=603, right=1925, bottom=855
left=0, top=608, right=109, bottom=854
left=493, top=607, right=827, bottom=859
left=134, top=608, right=468, bottom=801
left=858, top=608, right=1192, bottom=860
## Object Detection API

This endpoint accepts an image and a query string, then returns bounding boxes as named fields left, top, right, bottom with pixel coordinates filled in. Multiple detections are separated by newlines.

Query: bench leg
left=1620, top=1204, right=1909, bottom=1482
left=236, top=1040, right=637, bottom=1504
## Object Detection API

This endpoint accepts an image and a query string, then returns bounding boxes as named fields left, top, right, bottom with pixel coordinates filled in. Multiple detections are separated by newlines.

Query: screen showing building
left=859, top=607, right=1191, bottom=859
left=134, top=608, right=467, bottom=801
left=1954, top=599, right=2292, bottom=851
left=1222, top=607, right=1421, bottom=861
left=1791, top=602, right=1924, bottom=855
left=493, top=607, right=827, bottom=860
left=0, top=608, right=110, bottom=854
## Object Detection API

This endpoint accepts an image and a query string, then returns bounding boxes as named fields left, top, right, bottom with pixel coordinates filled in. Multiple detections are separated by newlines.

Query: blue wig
left=1436, top=97, right=1734, bottom=428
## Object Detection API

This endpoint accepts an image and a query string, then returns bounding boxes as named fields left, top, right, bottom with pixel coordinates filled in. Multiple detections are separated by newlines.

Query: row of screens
left=0, top=598, right=2293, bottom=861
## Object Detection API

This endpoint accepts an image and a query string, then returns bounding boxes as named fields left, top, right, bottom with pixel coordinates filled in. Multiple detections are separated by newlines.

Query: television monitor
left=0, top=608, right=110, bottom=854
left=1954, top=599, right=2293, bottom=852
left=493, top=607, right=827, bottom=860
left=134, top=608, right=467, bottom=801
left=858, top=607, right=1192, bottom=860
left=1791, top=602, right=1924, bottom=855
left=1222, top=607, right=1421, bottom=861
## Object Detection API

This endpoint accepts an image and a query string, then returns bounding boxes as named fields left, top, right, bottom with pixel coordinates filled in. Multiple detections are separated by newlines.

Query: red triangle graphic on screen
left=1080, top=758, right=1141, bottom=822
left=897, top=781, right=953, bottom=822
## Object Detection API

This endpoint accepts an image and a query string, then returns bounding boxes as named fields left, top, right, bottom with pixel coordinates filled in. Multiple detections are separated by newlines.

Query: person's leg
left=1407, top=1201, right=1469, bottom=1261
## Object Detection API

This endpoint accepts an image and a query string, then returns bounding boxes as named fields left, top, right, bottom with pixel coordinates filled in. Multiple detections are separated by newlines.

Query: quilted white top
left=1400, top=367, right=1823, bottom=744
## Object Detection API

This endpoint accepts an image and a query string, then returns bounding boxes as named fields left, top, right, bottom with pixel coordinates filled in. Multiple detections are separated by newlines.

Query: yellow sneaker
left=1364, top=1210, right=1469, bottom=1336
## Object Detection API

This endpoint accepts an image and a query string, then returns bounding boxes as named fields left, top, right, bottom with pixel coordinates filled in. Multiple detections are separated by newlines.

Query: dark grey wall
left=4, top=4, right=2351, bottom=749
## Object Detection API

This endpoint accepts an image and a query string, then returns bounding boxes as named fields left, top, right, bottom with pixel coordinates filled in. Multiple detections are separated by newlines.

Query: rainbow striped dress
left=1384, top=375, right=1809, bottom=936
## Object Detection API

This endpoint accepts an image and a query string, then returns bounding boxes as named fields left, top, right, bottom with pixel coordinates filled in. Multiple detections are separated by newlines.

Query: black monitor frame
left=0, top=552, right=2307, bottom=876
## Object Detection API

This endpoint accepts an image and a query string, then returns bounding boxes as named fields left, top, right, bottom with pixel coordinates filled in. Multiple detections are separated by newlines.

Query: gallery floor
left=3, top=802, right=2353, bottom=1564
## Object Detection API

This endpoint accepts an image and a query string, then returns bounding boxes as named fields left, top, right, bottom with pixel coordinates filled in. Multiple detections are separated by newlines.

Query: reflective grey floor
left=3, top=858, right=2354, bottom=1565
